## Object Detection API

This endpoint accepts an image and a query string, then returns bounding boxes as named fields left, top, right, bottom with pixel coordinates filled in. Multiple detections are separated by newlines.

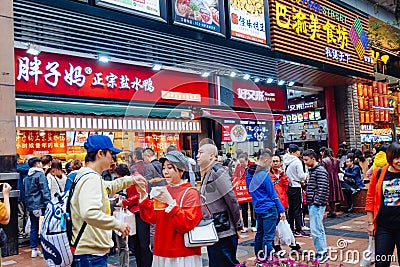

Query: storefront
left=14, top=48, right=206, bottom=158
left=281, top=92, right=327, bottom=151
left=268, top=0, right=375, bottom=151
left=357, top=81, right=398, bottom=149
left=201, top=76, right=286, bottom=155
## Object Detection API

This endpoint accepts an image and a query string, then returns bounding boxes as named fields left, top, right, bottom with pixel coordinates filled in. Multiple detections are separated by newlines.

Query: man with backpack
left=69, top=135, right=141, bottom=266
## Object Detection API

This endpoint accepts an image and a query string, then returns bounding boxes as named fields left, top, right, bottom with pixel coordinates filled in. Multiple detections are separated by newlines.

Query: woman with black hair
left=134, top=151, right=203, bottom=267
left=366, top=142, right=400, bottom=267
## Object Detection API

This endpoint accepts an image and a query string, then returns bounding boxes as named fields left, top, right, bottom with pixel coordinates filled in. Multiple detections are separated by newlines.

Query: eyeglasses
left=272, top=160, right=280, bottom=162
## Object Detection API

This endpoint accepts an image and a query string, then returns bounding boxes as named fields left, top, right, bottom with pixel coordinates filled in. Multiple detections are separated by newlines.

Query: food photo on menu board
left=174, top=0, right=221, bottom=33
left=74, top=132, right=89, bottom=146
left=246, top=125, right=269, bottom=142
left=291, top=114, right=298, bottom=123
left=97, top=0, right=161, bottom=17
left=229, top=0, right=267, bottom=44
left=230, top=124, right=247, bottom=142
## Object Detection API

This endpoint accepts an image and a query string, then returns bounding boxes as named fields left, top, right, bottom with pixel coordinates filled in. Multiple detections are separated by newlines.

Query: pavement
left=2, top=212, right=386, bottom=267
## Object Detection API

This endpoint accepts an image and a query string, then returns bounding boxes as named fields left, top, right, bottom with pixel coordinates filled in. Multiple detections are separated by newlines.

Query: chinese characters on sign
left=16, top=56, right=155, bottom=92
left=16, top=131, right=67, bottom=155
left=14, top=49, right=210, bottom=105
left=288, top=101, right=315, bottom=111
left=273, top=0, right=373, bottom=71
left=230, top=0, right=267, bottom=44
left=237, top=88, right=276, bottom=102
left=143, top=133, right=181, bottom=153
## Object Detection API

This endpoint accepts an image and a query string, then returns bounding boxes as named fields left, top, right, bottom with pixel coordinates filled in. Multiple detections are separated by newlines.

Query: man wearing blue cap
left=69, top=135, right=141, bottom=266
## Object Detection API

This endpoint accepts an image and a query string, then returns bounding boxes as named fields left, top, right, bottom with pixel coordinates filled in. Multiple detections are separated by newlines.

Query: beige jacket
left=70, top=167, right=135, bottom=255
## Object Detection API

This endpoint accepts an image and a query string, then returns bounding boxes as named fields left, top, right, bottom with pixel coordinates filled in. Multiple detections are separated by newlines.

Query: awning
left=15, top=113, right=201, bottom=133
left=16, top=98, right=193, bottom=119
left=201, top=108, right=283, bottom=121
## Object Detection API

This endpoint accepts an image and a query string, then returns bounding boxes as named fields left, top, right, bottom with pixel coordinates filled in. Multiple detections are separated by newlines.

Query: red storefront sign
left=231, top=79, right=286, bottom=111
left=14, top=49, right=209, bottom=106
left=17, top=130, right=67, bottom=155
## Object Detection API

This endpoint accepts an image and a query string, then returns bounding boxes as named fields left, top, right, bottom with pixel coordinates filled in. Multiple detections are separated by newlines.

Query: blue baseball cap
left=84, top=135, right=123, bottom=154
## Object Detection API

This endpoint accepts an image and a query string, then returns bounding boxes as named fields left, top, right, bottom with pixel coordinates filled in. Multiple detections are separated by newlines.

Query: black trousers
left=129, top=213, right=153, bottom=267
left=341, top=181, right=355, bottom=207
left=375, top=225, right=400, bottom=267
left=240, top=202, right=256, bottom=228
left=287, top=187, right=303, bottom=232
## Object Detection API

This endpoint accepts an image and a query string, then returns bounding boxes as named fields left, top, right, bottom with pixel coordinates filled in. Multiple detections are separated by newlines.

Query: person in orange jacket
left=366, top=142, right=400, bottom=267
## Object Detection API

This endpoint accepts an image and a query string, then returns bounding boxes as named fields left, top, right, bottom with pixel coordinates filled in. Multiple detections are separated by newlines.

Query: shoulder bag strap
left=179, top=187, right=212, bottom=219
left=66, top=170, right=97, bottom=247
left=53, top=175, right=63, bottom=193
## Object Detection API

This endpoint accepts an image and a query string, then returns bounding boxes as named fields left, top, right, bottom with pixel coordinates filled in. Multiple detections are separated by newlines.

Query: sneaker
left=294, top=230, right=310, bottom=237
left=240, top=227, right=248, bottom=233
left=251, top=227, right=257, bottom=232
left=318, top=252, right=329, bottom=263
left=301, top=225, right=310, bottom=231
left=31, top=248, right=42, bottom=258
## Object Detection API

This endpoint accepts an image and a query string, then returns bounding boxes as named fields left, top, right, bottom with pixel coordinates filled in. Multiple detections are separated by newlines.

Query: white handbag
left=180, top=188, right=219, bottom=247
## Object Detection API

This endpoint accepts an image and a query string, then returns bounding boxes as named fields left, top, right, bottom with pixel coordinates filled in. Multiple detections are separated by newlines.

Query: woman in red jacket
left=366, top=142, right=400, bottom=267
left=117, top=164, right=153, bottom=267
left=135, top=150, right=203, bottom=267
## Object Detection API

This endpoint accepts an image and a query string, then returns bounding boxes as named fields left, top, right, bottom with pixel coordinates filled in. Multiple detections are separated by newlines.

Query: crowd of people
left=12, top=135, right=400, bottom=267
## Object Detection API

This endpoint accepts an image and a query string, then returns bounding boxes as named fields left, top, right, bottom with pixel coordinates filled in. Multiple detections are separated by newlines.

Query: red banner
left=132, top=133, right=181, bottom=153
left=231, top=79, right=286, bottom=111
left=222, top=124, right=233, bottom=142
left=17, top=130, right=67, bottom=155
left=15, top=49, right=209, bottom=106
left=233, top=178, right=252, bottom=204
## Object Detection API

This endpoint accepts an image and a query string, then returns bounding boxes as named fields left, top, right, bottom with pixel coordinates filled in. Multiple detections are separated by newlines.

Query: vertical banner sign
left=229, top=0, right=267, bottom=44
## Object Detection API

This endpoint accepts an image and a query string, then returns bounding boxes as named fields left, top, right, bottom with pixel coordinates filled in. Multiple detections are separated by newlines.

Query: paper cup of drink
left=150, top=186, right=168, bottom=210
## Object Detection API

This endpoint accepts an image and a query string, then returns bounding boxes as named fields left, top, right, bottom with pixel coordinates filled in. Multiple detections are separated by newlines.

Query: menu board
left=174, top=0, right=222, bottom=34
left=229, top=0, right=267, bottom=44
left=245, top=123, right=269, bottom=142
left=96, top=0, right=162, bottom=18
left=16, top=130, right=67, bottom=156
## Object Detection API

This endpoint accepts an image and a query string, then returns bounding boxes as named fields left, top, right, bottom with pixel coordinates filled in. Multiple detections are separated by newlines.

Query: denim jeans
left=375, top=225, right=400, bottom=267
left=73, top=254, right=108, bottom=267
left=309, top=205, right=327, bottom=256
left=29, top=212, right=39, bottom=249
left=207, top=235, right=239, bottom=267
left=254, top=206, right=278, bottom=259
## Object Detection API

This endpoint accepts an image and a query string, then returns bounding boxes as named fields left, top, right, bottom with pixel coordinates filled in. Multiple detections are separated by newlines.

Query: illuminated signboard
left=269, top=0, right=374, bottom=75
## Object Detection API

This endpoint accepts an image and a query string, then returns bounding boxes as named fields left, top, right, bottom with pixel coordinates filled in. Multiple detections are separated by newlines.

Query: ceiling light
left=288, top=81, right=295, bottom=86
left=201, top=72, right=210, bottom=78
left=254, top=77, right=260, bottom=83
left=266, top=78, right=274, bottom=84
left=26, top=43, right=40, bottom=56
left=278, top=80, right=285, bottom=86
left=301, top=95, right=305, bottom=99
left=152, top=64, right=162, bottom=71
left=230, top=71, right=236, bottom=77
left=98, top=55, right=110, bottom=63
left=243, top=74, right=250, bottom=80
